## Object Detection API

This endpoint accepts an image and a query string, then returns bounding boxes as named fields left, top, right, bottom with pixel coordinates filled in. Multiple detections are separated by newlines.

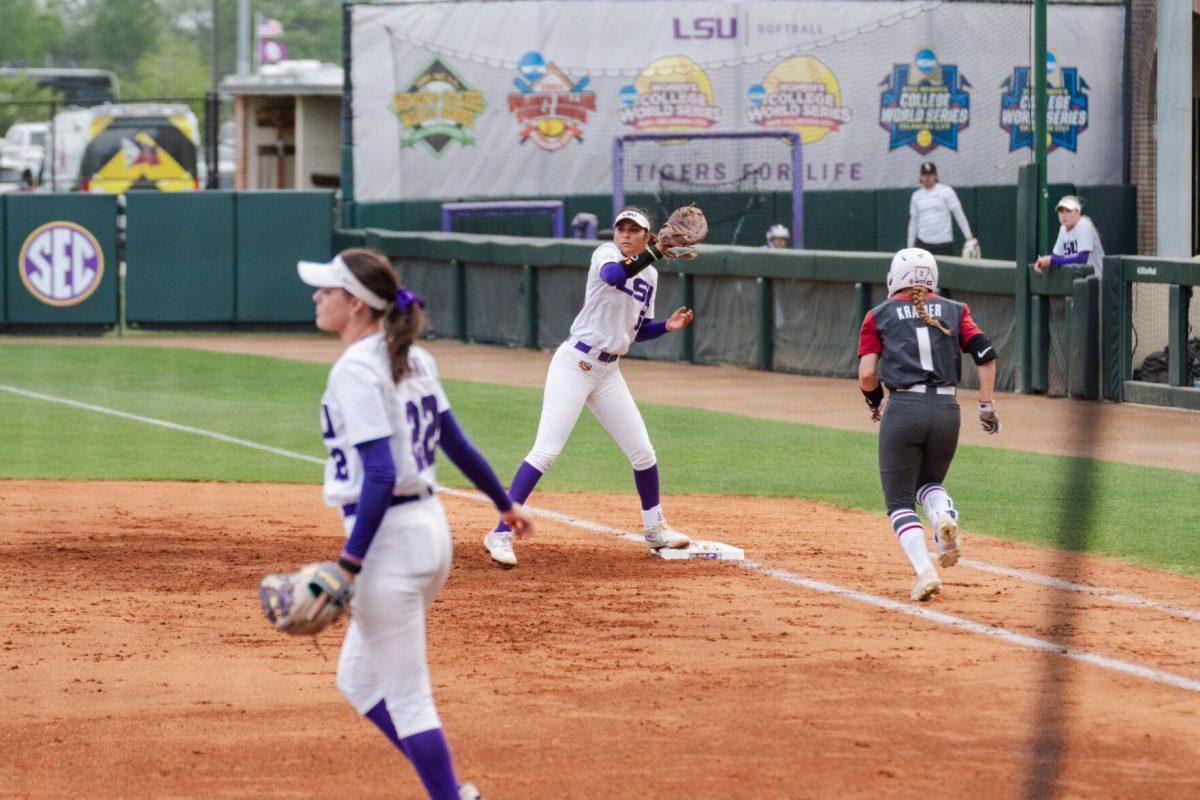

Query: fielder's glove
left=259, top=561, right=354, bottom=635
left=961, top=237, right=981, bottom=259
left=978, top=401, right=1001, bottom=435
left=657, top=205, right=708, bottom=252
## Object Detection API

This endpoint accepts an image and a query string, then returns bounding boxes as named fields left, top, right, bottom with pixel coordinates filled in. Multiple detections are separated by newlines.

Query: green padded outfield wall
left=0, top=195, right=6, bottom=326
left=125, top=192, right=236, bottom=324
left=352, top=184, right=1137, bottom=261
left=4, top=193, right=118, bottom=326
left=235, top=191, right=334, bottom=323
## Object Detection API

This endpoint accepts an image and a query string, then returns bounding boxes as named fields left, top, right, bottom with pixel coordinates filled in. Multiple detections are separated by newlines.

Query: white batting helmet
left=886, top=248, right=939, bottom=295
left=766, top=224, right=789, bottom=242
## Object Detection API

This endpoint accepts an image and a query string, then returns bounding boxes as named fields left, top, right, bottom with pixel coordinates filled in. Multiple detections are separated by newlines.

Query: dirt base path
left=4, top=480, right=1199, bottom=799
left=18, top=334, right=1197, bottom=473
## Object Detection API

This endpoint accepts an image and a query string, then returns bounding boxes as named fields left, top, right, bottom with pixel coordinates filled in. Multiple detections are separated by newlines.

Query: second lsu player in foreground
left=298, top=249, right=533, bottom=800
left=857, top=248, right=1000, bottom=601
left=484, top=207, right=697, bottom=567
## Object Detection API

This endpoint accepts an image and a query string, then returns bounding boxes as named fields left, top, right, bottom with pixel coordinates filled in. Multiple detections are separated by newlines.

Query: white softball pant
left=524, top=340, right=656, bottom=474
left=335, top=496, right=453, bottom=738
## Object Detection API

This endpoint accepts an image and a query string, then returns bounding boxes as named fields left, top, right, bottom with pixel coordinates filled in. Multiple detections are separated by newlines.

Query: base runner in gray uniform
left=857, top=248, right=1001, bottom=601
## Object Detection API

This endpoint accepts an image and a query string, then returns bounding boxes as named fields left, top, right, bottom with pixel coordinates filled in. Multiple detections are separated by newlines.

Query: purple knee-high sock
left=400, top=727, right=461, bottom=800
left=364, top=699, right=408, bottom=754
left=494, top=460, right=544, bottom=532
left=633, top=464, right=660, bottom=511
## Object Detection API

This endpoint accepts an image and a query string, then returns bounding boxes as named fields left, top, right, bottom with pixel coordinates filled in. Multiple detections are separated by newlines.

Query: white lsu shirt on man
left=319, top=334, right=449, bottom=507
left=1052, top=217, right=1106, bottom=277
left=567, top=241, right=658, bottom=356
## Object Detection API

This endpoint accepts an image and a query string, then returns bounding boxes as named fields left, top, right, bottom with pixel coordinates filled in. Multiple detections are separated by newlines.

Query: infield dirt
left=3, top=480, right=1199, bottom=799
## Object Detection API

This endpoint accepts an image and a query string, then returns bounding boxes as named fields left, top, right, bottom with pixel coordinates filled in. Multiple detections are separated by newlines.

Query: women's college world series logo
left=747, top=55, right=852, bottom=144
left=391, top=55, right=487, bottom=156
left=507, top=51, right=596, bottom=151
left=19, top=221, right=105, bottom=307
left=618, top=55, right=721, bottom=131
left=1000, top=53, right=1089, bottom=152
left=879, top=49, right=970, bottom=154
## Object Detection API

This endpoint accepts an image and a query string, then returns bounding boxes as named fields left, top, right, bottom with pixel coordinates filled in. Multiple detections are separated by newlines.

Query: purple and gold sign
left=19, top=221, right=105, bottom=307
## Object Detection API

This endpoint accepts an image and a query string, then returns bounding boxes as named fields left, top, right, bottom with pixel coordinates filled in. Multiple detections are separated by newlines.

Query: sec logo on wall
left=19, top=220, right=105, bottom=307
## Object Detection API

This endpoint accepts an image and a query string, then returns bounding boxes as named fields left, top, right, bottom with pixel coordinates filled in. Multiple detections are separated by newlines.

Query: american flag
left=256, top=18, right=284, bottom=39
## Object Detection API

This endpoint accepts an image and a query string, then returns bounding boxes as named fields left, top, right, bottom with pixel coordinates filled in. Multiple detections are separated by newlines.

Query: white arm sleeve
left=945, top=187, right=973, bottom=240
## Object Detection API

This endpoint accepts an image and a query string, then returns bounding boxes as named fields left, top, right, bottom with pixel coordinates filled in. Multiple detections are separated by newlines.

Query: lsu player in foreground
left=484, top=207, right=697, bottom=567
left=857, top=248, right=1000, bottom=601
left=298, top=249, right=533, bottom=800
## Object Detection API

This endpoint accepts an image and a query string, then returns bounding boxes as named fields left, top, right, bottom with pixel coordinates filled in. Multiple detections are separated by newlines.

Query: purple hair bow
left=394, top=287, right=425, bottom=310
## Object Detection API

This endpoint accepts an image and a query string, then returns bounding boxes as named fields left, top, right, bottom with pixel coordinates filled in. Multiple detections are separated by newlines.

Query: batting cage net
left=613, top=131, right=801, bottom=248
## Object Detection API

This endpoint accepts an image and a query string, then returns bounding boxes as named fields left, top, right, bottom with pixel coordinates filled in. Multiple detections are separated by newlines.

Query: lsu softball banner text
left=351, top=1, right=1124, bottom=202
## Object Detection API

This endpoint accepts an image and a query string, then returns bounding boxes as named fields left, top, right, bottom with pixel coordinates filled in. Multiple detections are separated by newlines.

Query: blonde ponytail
left=911, top=285, right=951, bottom=336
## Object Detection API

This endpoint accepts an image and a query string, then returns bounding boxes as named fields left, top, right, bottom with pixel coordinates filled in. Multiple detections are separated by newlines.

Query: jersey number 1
left=406, top=395, right=439, bottom=471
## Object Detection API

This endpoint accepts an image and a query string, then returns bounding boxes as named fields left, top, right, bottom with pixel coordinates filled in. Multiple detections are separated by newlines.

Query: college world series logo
left=390, top=55, right=486, bottom=156
left=19, top=221, right=105, bottom=307
left=747, top=55, right=852, bottom=144
left=879, top=49, right=970, bottom=154
left=618, top=55, right=721, bottom=131
left=1000, top=53, right=1089, bottom=152
left=507, top=51, right=596, bottom=151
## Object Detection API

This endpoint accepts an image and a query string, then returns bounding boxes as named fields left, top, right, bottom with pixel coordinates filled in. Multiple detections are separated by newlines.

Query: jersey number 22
left=407, top=395, right=439, bottom=470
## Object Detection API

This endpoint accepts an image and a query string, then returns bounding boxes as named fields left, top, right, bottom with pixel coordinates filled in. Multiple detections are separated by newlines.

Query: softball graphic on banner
left=746, top=55, right=852, bottom=144
left=618, top=55, right=721, bottom=131
left=507, top=51, right=597, bottom=151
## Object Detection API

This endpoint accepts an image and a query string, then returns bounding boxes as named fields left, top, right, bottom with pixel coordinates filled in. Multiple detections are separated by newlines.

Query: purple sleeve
left=1050, top=251, right=1090, bottom=266
left=342, top=437, right=397, bottom=563
left=599, top=261, right=626, bottom=286
left=438, top=410, right=513, bottom=512
left=635, top=319, right=668, bottom=342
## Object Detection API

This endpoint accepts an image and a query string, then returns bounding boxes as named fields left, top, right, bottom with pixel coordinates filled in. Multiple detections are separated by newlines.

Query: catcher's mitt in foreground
left=259, top=561, right=353, bottom=635
left=657, top=205, right=708, bottom=250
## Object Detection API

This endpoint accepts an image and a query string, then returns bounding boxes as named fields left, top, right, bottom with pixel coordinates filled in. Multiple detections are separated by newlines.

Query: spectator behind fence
left=1035, top=195, right=1105, bottom=277
left=763, top=224, right=790, bottom=249
left=907, top=162, right=974, bottom=256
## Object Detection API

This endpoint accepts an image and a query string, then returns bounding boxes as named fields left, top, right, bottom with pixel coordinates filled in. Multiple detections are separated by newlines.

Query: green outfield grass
left=2, top=343, right=1197, bottom=575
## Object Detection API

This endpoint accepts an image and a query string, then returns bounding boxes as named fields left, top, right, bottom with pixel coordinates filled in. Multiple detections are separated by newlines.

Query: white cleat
left=644, top=521, right=690, bottom=550
left=911, top=568, right=942, bottom=602
left=483, top=530, right=517, bottom=569
left=934, top=510, right=961, bottom=568
left=459, top=782, right=484, bottom=800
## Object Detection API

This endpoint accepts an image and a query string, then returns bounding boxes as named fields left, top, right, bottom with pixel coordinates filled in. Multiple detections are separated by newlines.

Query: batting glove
left=978, top=401, right=1001, bottom=434
left=862, top=385, right=884, bottom=423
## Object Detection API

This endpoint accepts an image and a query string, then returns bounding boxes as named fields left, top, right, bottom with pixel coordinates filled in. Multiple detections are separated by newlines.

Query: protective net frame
left=612, top=131, right=803, bottom=249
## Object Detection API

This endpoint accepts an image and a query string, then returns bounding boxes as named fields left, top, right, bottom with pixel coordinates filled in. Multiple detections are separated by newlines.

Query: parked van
left=44, top=103, right=200, bottom=192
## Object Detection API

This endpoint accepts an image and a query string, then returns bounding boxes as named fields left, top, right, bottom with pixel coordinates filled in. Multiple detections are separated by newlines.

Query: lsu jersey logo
left=578, top=360, right=592, bottom=373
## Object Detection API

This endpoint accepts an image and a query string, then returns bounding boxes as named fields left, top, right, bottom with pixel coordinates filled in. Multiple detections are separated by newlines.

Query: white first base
left=655, top=539, right=744, bottom=561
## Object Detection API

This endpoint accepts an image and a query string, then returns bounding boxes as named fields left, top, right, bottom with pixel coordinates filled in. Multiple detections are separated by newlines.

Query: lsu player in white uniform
left=298, top=249, right=533, bottom=800
left=484, top=207, right=696, bottom=567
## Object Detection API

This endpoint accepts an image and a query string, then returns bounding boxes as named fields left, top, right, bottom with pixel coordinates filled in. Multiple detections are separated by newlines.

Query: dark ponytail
left=339, top=248, right=427, bottom=381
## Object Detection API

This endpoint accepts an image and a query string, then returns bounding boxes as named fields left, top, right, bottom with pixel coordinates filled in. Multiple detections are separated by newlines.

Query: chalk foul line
left=3, top=382, right=1198, bottom=695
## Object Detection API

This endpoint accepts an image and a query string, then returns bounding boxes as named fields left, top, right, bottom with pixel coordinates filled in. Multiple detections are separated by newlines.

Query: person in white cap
left=763, top=224, right=790, bottom=249
left=907, top=162, right=976, bottom=257
left=483, top=206, right=697, bottom=567
left=1035, top=195, right=1105, bottom=277
left=295, top=248, right=532, bottom=800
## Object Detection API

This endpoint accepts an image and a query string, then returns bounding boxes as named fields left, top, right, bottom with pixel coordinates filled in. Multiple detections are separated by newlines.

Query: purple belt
left=342, top=487, right=434, bottom=518
left=574, top=340, right=619, bottom=362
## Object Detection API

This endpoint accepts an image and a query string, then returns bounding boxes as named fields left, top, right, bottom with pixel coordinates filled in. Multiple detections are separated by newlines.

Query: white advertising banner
left=351, top=1, right=1124, bottom=202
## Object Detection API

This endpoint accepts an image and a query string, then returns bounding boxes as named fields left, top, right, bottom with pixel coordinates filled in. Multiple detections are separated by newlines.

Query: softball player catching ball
left=484, top=207, right=697, bottom=567
left=298, top=248, right=533, bottom=800
left=857, top=248, right=1000, bottom=601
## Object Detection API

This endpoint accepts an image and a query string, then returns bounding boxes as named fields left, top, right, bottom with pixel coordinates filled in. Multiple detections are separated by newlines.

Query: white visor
left=1056, top=196, right=1082, bottom=212
left=613, top=209, right=651, bottom=230
left=297, top=255, right=388, bottom=311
